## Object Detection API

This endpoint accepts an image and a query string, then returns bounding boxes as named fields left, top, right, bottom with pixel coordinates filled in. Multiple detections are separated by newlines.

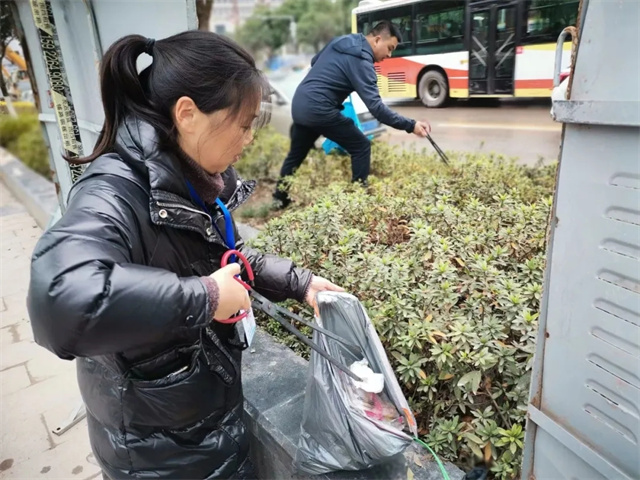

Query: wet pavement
left=385, top=98, right=561, bottom=166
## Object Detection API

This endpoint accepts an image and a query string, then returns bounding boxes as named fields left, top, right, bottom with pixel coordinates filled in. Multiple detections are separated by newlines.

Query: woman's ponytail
left=69, top=30, right=267, bottom=164
left=70, top=35, right=162, bottom=164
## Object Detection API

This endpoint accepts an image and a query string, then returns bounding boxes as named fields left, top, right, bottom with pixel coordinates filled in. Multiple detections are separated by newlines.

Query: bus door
left=469, top=3, right=518, bottom=95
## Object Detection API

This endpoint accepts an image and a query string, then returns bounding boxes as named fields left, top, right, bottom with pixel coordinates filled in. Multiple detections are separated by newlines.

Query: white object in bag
left=350, top=359, right=385, bottom=393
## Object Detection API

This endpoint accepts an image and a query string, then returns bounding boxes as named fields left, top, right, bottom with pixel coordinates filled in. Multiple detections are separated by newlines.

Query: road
left=383, top=99, right=562, bottom=166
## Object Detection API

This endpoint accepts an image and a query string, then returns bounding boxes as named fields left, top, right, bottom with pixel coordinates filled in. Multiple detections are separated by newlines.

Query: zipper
left=155, top=200, right=230, bottom=246
left=155, top=179, right=253, bottom=242
left=156, top=201, right=212, bottom=222
left=226, top=181, right=244, bottom=212
left=227, top=179, right=256, bottom=212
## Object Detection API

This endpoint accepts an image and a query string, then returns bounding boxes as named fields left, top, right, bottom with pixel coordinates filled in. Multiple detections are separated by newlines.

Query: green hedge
left=245, top=131, right=556, bottom=478
left=0, top=114, right=50, bottom=178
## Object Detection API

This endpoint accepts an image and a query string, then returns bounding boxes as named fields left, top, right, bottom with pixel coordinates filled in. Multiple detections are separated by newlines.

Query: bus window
left=416, top=0, right=465, bottom=55
left=369, top=5, right=414, bottom=56
left=357, top=14, right=371, bottom=35
left=495, top=7, right=516, bottom=79
left=523, top=0, right=579, bottom=43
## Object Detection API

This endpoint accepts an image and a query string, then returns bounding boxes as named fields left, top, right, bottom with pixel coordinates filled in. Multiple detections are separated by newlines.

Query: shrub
left=0, top=101, right=38, bottom=116
left=0, top=113, right=38, bottom=145
left=286, top=140, right=555, bottom=209
left=0, top=114, right=50, bottom=178
left=14, top=126, right=50, bottom=177
left=235, top=126, right=290, bottom=182
left=249, top=138, right=556, bottom=478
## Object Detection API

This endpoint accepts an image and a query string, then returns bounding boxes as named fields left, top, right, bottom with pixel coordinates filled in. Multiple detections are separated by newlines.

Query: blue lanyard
left=186, top=181, right=236, bottom=252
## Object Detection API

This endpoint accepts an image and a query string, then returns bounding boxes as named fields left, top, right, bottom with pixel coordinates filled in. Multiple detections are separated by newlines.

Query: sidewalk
left=0, top=180, right=100, bottom=480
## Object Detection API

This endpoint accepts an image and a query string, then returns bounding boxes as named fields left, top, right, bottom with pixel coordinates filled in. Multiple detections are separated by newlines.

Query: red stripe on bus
left=449, top=79, right=467, bottom=88
left=515, top=79, right=554, bottom=89
left=375, top=71, right=469, bottom=89
left=374, top=57, right=468, bottom=85
left=374, top=58, right=556, bottom=91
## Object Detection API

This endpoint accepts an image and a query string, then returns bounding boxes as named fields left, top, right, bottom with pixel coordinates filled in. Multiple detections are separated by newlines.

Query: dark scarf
left=176, top=148, right=225, bottom=205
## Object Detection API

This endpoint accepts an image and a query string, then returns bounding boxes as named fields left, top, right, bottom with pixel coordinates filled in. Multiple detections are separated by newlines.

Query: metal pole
left=28, top=0, right=85, bottom=212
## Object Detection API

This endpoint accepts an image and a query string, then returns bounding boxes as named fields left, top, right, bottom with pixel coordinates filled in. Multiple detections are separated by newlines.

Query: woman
left=27, top=31, right=342, bottom=479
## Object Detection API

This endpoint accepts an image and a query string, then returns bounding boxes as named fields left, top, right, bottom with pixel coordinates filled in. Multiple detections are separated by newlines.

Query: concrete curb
left=0, top=148, right=466, bottom=480
left=0, top=149, right=59, bottom=230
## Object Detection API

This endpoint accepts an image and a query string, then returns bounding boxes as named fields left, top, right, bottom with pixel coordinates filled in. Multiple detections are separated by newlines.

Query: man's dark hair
left=369, top=20, right=403, bottom=43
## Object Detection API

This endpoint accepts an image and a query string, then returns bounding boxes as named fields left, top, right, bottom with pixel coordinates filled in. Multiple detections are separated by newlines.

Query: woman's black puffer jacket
left=26, top=117, right=313, bottom=479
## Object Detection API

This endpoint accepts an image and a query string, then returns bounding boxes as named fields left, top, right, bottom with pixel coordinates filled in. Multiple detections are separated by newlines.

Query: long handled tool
left=426, top=133, right=450, bottom=165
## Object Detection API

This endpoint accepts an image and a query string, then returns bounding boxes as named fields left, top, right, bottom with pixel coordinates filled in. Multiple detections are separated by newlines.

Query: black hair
left=369, top=20, right=403, bottom=43
left=72, top=31, right=268, bottom=164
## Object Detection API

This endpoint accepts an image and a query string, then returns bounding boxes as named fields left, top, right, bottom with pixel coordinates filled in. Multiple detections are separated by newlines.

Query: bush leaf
left=458, top=370, right=482, bottom=393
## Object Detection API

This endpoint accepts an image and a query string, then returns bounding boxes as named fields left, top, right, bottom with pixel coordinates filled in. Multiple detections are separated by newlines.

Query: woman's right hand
left=210, top=264, right=251, bottom=321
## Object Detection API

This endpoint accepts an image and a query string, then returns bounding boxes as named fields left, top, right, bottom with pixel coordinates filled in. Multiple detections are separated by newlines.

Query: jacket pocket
left=124, top=406, right=248, bottom=478
left=121, top=338, right=241, bottom=430
left=190, top=258, right=214, bottom=277
left=126, top=343, right=198, bottom=381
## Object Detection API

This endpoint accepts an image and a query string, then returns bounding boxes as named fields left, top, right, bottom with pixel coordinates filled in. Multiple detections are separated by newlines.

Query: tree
left=196, top=0, right=214, bottom=31
left=277, top=0, right=313, bottom=23
left=339, top=0, right=361, bottom=34
left=279, top=0, right=358, bottom=52
left=1, top=1, right=17, bottom=117
left=297, top=5, right=340, bottom=53
left=234, top=0, right=360, bottom=57
left=235, top=6, right=290, bottom=58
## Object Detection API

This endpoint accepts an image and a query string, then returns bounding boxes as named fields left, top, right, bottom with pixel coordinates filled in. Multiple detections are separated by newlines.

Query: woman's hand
left=210, top=263, right=251, bottom=321
left=305, top=275, right=345, bottom=310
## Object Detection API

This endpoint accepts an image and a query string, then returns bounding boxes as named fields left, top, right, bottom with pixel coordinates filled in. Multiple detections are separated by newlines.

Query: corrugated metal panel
left=522, top=0, right=640, bottom=478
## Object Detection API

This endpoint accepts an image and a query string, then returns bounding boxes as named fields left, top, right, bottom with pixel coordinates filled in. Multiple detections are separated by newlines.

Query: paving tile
left=0, top=365, right=32, bottom=395
left=15, top=321, right=34, bottom=344
left=42, top=402, right=90, bottom=448
left=0, top=293, right=29, bottom=329
left=0, top=325, right=20, bottom=346
left=0, top=432, right=99, bottom=479
left=2, top=369, right=81, bottom=425
left=0, top=340, right=46, bottom=371
left=27, top=353, right=76, bottom=384
left=0, top=412, right=53, bottom=467
left=0, top=307, right=29, bottom=329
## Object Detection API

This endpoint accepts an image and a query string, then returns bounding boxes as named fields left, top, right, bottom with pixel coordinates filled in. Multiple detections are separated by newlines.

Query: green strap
left=413, top=437, right=451, bottom=480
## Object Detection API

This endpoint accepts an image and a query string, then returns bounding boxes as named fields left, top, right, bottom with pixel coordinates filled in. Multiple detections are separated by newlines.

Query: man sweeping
left=273, top=20, right=431, bottom=208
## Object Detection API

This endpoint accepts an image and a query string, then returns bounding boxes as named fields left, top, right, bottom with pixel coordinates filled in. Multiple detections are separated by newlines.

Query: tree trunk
left=196, top=0, right=214, bottom=31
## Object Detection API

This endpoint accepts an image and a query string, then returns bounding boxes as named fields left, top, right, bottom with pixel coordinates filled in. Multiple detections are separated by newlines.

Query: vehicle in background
left=267, top=69, right=386, bottom=148
left=2, top=46, right=31, bottom=100
left=352, top=0, right=579, bottom=107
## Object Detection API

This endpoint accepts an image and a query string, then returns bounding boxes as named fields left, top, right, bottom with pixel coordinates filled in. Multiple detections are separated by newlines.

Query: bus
left=351, top=0, right=578, bottom=107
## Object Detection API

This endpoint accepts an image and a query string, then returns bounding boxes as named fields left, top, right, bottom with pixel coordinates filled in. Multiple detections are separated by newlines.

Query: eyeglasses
left=251, top=97, right=272, bottom=133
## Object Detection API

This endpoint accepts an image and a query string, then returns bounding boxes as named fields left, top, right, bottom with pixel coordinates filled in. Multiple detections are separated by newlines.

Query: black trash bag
left=295, top=292, right=418, bottom=475
left=465, top=466, right=489, bottom=480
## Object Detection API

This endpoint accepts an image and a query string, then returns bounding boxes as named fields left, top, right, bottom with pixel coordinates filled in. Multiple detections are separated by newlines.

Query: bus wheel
left=419, top=70, right=448, bottom=108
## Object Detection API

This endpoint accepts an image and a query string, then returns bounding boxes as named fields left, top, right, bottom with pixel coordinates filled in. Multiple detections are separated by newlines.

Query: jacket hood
left=114, top=116, right=188, bottom=197
left=332, top=33, right=374, bottom=62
